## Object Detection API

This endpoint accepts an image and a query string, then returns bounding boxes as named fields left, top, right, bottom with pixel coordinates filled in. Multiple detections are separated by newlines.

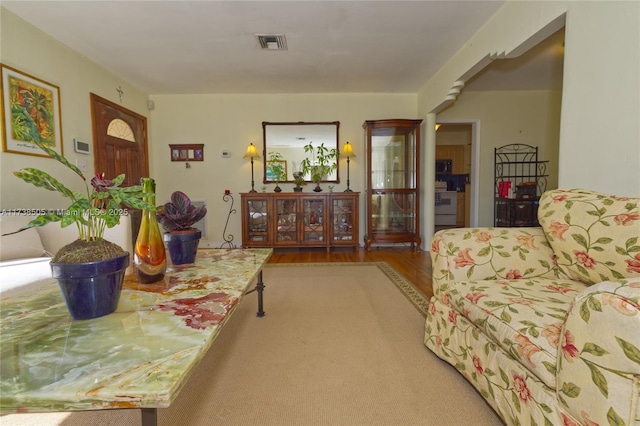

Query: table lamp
left=243, top=143, right=260, bottom=193
left=342, top=141, right=355, bottom=192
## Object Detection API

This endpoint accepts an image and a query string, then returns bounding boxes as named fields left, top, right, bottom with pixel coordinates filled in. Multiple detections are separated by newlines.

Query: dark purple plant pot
left=164, top=230, right=202, bottom=265
left=51, top=253, right=129, bottom=321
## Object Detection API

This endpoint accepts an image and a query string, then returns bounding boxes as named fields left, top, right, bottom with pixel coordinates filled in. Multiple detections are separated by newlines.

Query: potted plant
left=300, top=141, right=339, bottom=192
left=157, top=191, right=207, bottom=265
left=266, top=151, right=287, bottom=192
left=2, top=139, right=153, bottom=320
left=293, top=173, right=306, bottom=192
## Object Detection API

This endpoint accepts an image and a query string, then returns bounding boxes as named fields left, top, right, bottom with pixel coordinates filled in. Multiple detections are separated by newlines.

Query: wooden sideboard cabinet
left=241, top=192, right=359, bottom=252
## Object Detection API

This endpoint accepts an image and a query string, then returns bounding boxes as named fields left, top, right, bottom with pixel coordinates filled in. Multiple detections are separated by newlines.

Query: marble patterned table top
left=0, top=248, right=272, bottom=413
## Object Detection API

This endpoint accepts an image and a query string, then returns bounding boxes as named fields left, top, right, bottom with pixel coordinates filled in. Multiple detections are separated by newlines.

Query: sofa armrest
left=430, top=227, right=558, bottom=297
left=557, top=278, right=640, bottom=425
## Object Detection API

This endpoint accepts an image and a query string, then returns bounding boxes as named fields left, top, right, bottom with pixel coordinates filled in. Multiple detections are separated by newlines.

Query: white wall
left=148, top=93, right=416, bottom=246
left=418, top=0, right=639, bottom=247
left=437, top=90, right=562, bottom=226
left=558, top=2, right=640, bottom=192
left=0, top=9, right=150, bottom=210
left=418, top=0, right=639, bottom=196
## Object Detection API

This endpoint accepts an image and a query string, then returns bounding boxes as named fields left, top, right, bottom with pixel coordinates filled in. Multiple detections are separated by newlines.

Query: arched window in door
left=106, top=118, right=135, bottom=142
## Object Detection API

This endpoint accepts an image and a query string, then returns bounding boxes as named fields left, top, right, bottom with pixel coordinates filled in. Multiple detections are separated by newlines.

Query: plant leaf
left=582, top=343, right=608, bottom=357
left=171, top=191, right=191, bottom=213
left=615, top=337, right=640, bottom=366
left=580, top=301, right=591, bottom=323
left=586, top=362, right=608, bottom=397
left=607, top=407, right=625, bottom=426
left=30, top=138, right=85, bottom=179
left=560, top=382, right=581, bottom=398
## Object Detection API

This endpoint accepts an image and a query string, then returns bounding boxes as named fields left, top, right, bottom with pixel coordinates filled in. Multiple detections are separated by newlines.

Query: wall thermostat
left=221, top=150, right=231, bottom=158
left=74, top=138, right=91, bottom=154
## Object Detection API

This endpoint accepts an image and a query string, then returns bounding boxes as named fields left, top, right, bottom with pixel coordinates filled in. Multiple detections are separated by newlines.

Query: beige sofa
left=425, top=189, right=640, bottom=425
left=0, top=212, right=133, bottom=292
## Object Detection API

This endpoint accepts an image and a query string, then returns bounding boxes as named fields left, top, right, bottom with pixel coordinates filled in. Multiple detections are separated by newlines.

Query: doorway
left=90, top=93, right=150, bottom=248
left=434, top=122, right=479, bottom=231
left=90, top=93, right=149, bottom=185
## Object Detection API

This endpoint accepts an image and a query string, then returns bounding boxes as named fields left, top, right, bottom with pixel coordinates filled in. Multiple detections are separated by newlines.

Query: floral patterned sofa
left=425, top=189, right=640, bottom=425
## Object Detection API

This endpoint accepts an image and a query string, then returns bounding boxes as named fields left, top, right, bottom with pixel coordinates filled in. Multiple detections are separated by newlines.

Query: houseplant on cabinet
left=300, top=141, right=339, bottom=192
left=266, top=151, right=286, bottom=192
left=157, top=191, right=207, bottom=265
left=293, top=173, right=306, bottom=192
left=2, top=139, right=153, bottom=320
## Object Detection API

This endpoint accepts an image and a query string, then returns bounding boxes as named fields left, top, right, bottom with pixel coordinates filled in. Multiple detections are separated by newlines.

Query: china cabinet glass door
left=364, top=119, right=422, bottom=250
left=276, top=197, right=298, bottom=244
left=302, top=196, right=324, bottom=243
left=331, top=195, right=358, bottom=244
left=244, top=196, right=270, bottom=244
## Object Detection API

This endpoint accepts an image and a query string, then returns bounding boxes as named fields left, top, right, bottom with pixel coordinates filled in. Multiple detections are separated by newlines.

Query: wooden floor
left=267, top=245, right=433, bottom=300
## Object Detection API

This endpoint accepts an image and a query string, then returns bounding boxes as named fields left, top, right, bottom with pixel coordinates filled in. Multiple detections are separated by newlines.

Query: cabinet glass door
left=332, top=197, right=355, bottom=242
left=302, top=197, right=324, bottom=243
left=364, top=119, right=420, bottom=250
left=246, top=198, right=269, bottom=242
left=370, top=192, right=415, bottom=234
left=276, top=198, right=298, bottom=243
left=370, top=129, right=417, bottom=191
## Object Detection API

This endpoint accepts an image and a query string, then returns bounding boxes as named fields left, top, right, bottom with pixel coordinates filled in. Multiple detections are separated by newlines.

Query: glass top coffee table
left=0, top=248, right=272, bottom=426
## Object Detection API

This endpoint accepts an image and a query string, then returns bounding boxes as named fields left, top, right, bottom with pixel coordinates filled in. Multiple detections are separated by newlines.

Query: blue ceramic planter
left=164, top=230, right=201, bottom=265
left=51, top=253, right=129, bottom=320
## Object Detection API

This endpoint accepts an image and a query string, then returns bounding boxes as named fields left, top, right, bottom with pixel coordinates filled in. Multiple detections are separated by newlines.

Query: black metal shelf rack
left=494, top=144, right=548, bottom=227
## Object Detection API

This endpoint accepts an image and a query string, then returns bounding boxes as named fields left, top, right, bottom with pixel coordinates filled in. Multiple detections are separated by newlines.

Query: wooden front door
left=90, top=93, right=149, bottom=186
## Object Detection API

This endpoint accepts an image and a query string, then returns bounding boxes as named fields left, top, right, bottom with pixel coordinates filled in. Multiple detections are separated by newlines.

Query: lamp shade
left=342, top=142, right=355, bottom=158
left=243, top=143, right=260, bottom=159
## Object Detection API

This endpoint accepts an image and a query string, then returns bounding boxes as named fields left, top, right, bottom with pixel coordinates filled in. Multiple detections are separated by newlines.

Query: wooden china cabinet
left=363, top=119, right=422, bottom=251
left=241, top=192, right=359, bottom=252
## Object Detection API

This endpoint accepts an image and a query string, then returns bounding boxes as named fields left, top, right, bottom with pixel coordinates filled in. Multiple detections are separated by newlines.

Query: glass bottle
left=134, top=177, right=166, bottom=283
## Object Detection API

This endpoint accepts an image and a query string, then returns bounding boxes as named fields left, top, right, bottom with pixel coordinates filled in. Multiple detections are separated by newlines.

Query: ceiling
left=1, top=1, right=564, bottom=95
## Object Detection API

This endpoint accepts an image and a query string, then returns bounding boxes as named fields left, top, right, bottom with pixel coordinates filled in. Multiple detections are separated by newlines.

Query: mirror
left=263, top=121, right=340, bottom=184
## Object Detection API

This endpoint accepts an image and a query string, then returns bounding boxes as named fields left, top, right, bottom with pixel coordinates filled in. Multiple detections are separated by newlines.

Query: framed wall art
left=1, top=64, right=63, bottom=157
left=169, top=144, right=204, bottom=161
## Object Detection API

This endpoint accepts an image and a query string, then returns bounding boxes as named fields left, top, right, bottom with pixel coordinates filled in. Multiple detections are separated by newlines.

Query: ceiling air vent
left=255, top=34, right=287, bottom=51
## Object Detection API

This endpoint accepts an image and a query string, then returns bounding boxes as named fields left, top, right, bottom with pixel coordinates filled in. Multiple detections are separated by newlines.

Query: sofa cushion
left=538, top=189, right=640, bottom=284
left=444, top=277, right=588, bottom=388
left=0, top=214, right=47, bottom=261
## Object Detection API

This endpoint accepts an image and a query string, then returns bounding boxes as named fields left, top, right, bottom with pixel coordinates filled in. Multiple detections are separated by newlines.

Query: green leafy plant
left=300, top=141, right=339, bottom=185
left=157, top=191, right=207, bottom=232
left=267, top=151, right=287, bottom=183
left=3, top=138, right=154, bottom=262
left=293, top=175, right=306, bottom=188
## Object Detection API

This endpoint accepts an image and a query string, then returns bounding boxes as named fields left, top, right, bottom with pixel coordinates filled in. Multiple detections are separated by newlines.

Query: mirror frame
left=262, top=121, right=340, bottom=184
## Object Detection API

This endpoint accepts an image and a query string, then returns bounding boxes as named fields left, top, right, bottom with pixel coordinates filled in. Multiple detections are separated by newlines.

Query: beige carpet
left=1, top=263, right=502, bottom=426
